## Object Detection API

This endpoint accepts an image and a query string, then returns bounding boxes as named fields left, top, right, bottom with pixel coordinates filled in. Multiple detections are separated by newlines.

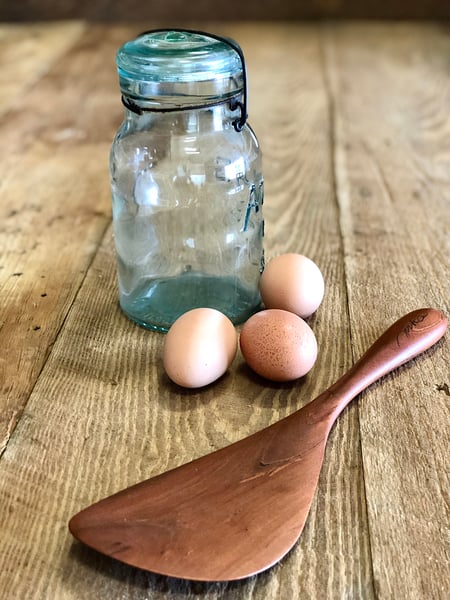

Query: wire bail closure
left=121, top=29, right=248, bottom=133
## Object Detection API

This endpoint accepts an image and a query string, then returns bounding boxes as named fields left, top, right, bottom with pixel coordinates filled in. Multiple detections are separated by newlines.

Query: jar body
left=110, top=104, right=264, bottom=331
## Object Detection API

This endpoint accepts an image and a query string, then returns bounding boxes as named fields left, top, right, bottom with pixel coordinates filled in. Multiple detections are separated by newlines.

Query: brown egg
left=259, top=253, right=324, bottom=318
left=163, top=308, right=238, bottom=388
left=239, top=309, right=318, bottom=382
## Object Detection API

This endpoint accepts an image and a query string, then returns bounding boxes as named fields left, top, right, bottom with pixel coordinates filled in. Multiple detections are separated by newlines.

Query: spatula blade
left=69, top=412, right=328, bottom=581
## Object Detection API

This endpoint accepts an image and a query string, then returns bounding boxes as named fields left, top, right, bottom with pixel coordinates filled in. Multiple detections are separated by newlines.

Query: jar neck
left=121, top=93, right=246, bottom=133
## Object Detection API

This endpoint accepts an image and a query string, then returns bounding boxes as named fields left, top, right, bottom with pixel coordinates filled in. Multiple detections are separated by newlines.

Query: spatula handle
left=314, top=308, right=447, bottom=423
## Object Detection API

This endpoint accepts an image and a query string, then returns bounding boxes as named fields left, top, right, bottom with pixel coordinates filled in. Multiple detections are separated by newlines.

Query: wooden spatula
left=69, top=308, right=447, bottom=582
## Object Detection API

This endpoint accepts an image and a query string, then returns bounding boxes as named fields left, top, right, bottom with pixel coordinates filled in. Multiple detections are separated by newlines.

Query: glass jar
left=110, top=29, right=264, bottom=332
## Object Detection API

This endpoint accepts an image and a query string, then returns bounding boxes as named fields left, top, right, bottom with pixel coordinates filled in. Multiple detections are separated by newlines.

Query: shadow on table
left=67, top=538, right=280, bottom=597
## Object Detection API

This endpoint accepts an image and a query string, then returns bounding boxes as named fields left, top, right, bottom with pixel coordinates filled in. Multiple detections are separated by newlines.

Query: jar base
left=119, top=271, right=261, bottom=332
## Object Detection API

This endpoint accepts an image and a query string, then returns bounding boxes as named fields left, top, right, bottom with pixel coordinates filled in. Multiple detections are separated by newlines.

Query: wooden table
left=1, top=21, right=449, bottom=599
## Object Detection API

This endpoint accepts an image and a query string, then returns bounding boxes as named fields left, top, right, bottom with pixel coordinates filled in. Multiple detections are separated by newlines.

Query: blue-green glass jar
left=110, top=30, right=264, bottom=332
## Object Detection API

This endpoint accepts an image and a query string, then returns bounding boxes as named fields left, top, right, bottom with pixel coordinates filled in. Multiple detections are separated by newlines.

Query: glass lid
left=116, top=29, right=245, bottom=109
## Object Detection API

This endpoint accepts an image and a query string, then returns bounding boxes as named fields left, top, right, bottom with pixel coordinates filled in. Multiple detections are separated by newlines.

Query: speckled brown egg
left=239, top=309, right=318, bottom=382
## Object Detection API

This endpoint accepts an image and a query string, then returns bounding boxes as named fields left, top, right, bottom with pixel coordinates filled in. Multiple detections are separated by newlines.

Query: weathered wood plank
left=242, top=23, right=375, bottom=598
left=0, top=22, right=373, bottom=599
left=324, top=22, right=450, bottom=600
left=0, top=22, right=86, bottom=118
left=0, top=25, right=137, bottom=454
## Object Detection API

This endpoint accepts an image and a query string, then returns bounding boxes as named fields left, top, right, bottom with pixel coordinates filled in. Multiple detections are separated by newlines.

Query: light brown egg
left=239, top=309, right=318, bottom=382
left=259, top=253, right=324, bottom=318
left=163, top=308, right=238, bottom=388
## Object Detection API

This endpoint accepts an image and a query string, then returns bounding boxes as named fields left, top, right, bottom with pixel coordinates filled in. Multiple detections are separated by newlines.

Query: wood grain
left=0, top=22, right=85, bottom=117
left=324, top=22, right=450, bottom=599
left=0, top=24, right=126, bottom=453
left=0, top=20, right=449, bottom=600
left=242, top=25, right=374, bottom=597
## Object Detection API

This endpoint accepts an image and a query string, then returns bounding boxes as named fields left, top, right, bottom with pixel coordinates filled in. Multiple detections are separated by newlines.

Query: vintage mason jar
left=110, top=30, right=264, bottom=332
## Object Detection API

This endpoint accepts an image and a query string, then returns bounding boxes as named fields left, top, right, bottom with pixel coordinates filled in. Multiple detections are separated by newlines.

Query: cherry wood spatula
left=69, top=308, right=447, bottom=581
